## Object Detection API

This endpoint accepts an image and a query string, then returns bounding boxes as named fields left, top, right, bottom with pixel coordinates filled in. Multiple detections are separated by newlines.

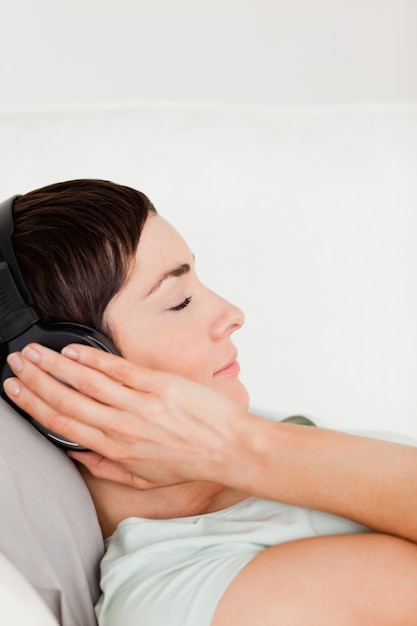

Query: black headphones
left=0, top=195, right=120, bottom=449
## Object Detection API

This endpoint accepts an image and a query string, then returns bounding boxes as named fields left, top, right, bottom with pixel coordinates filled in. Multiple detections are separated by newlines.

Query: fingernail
left=22, top=346, right=41, bottom=363
left=3, top=378, right=21, bottom=396
left=62, top=346, right=79, bottom=359
left=7, top=353, right=23, bottom=372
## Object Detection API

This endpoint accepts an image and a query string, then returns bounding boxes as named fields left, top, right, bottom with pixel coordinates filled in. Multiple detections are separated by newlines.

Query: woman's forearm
left=4, top=343, right=417, bottom=543
left=227, top=415, right=417, bottom=543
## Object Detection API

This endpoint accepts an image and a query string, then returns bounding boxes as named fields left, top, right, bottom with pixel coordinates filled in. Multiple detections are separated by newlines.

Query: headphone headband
left=0, top=196, right=39, bottom=342
left=0, top=192, right=120, bottom=448
left=0, top=196, right=34, bottom=304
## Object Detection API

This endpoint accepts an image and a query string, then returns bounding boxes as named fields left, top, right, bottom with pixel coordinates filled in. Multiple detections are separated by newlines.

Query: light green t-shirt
left=96, top=428, right=416, bottom=626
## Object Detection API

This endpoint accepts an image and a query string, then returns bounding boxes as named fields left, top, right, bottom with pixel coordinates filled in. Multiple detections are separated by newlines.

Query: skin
left=4, top=213, right=417, bottom=624
left=104, top=213, right=249, bottom=409
left=79, top=214, right=252, bottom=532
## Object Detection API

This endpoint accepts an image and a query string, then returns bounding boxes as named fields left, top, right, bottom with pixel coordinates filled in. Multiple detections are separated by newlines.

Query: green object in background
left=281, top=415, right=316, bottom=427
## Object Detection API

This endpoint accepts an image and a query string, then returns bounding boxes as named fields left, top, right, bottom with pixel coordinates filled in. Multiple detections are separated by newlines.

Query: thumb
left=68, top=450, right=154, bottom=491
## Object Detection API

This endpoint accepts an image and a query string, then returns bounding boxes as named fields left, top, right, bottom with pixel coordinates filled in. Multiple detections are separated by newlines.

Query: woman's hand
left=4, top=342, right=417, bottom=543
left=3, top=343, right=250, bottom=490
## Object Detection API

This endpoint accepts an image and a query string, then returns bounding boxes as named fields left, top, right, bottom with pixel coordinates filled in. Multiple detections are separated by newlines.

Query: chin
left=215, top=377, right=250, bottom=410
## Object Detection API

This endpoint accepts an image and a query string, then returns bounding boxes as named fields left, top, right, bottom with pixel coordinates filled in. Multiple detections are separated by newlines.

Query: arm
left=4, top=343, right=417, bottom=543
left=212, top=534, right=417, bottom=626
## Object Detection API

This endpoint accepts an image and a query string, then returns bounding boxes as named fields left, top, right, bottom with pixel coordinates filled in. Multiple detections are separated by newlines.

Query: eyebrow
left=146, top=263, right=191, bottom=296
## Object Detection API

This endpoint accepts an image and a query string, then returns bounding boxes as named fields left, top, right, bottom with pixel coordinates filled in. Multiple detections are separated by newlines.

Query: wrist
left=220, top=412, right=287, bottom=494
left=221, top=413, right=320, bottom=503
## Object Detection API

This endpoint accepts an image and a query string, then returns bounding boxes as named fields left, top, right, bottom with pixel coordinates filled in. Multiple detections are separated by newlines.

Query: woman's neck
left=77, top=463, right=248, bottom=539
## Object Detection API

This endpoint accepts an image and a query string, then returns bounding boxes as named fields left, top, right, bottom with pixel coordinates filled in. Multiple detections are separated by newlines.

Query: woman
left=3, top=179, right=417, bottom=625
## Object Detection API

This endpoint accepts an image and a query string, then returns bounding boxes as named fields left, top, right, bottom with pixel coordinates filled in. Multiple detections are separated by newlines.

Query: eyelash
left=170, top=296, right=193, bottom=311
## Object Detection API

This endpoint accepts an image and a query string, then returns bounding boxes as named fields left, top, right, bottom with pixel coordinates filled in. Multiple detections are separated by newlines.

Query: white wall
left=0, top=2, right=416, bottom=438
left=0, top=0, right=416, bottom=108
left=1, top=103, right=416, bottom=438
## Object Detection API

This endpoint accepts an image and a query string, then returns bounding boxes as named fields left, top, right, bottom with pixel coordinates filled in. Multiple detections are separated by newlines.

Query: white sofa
left=0, top=102, right=416, bottom=623
left=0, top=551, right=61, bottom=626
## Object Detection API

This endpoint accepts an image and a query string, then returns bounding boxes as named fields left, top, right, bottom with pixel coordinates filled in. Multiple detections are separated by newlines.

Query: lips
left=213, top=352, right=240, bottom=377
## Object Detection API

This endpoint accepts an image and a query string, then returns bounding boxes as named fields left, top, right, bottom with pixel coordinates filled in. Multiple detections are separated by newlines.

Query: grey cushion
left=0, top=397, right=104, bottom=626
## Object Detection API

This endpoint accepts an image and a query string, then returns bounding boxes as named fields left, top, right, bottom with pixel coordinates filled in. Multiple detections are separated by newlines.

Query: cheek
left=115, top=319, right=249, bottom=407
left=119, top=325, right=211, bottom=383
left=160, top=344, right=213, bottom=384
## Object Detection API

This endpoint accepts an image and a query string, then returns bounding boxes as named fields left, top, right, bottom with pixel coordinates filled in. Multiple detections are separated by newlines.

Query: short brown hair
left=12, top=179, right=156, bottom=343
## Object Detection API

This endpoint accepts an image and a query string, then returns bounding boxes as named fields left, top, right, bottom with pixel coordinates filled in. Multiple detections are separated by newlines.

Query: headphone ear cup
left=0, top=196, right=120, bottom=450
left=0, top=320, right=120, bottom=449
left=38, top=321, right=121, bottom=355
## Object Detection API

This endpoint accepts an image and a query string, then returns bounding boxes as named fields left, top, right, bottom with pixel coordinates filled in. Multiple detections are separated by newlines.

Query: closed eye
left=170, top=296, right=193, bottom=311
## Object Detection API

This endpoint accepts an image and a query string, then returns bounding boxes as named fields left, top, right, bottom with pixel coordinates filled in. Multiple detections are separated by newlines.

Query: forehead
left=137, top=213, right=190, bottom=263
left=103, top=213, right=193, bottom=333
left=132, top=213, right=192, bottom=289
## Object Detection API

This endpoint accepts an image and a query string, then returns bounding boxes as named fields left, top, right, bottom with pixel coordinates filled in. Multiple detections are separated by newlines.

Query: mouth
left=213, top=352, right=240, bottom=378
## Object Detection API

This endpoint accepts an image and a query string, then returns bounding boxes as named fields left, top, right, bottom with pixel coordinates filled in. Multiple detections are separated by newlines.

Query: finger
left=17, top=344, right=206, bottom=438
left=4, top=352, right=181, bottom=460
left=61, top=342, right=170, bottom=392
left=60, top=343, right=223, bottom=433
left=4, top=352, right=148, bottom=446
left=7, top=349, right=119, bottom=426
left=68, top=451, right=155, bottom=490
left=17, top=344, right=156, bottom=418
left=2, top=374, right=108, bottom=450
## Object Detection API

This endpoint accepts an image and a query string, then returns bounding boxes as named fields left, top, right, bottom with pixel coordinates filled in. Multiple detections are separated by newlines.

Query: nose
left=209, top=291, right=245, bottom=339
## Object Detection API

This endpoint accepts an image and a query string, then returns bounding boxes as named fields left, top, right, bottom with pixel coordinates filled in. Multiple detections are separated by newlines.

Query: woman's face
left=104, top=214, right=249, bottom=408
